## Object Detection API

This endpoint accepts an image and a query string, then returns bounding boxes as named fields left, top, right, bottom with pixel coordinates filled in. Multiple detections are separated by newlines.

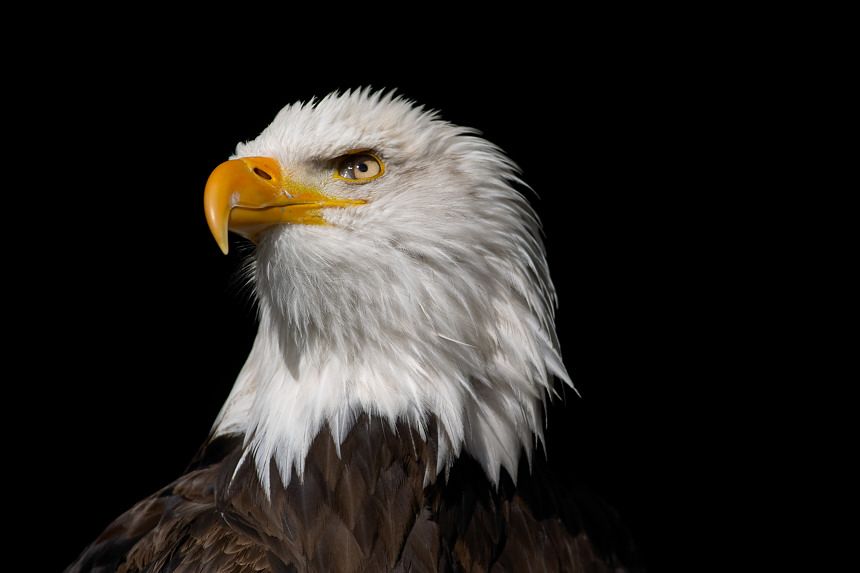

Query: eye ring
left=334, top=151, right=385, bottom=183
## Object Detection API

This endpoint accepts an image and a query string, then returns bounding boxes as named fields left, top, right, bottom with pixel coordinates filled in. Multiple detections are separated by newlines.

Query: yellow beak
left=203, top=157, right=365, bottom=254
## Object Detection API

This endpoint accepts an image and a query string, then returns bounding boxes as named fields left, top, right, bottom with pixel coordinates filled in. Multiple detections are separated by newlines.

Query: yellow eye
left=335, top=152, right=384, bottom=182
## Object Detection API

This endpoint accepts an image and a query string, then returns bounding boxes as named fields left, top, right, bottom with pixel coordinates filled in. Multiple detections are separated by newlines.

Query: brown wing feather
left=66, top=450, right=271, bottom=571
left=67, top=415, right=639, bottom=572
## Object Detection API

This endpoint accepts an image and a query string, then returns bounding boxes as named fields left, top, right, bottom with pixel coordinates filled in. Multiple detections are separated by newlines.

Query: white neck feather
left=212, top=223, right=571, bottom=496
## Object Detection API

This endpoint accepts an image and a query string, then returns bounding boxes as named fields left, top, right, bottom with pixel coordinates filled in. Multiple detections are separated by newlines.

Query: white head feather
left=211, top=89, right=572, bottom=495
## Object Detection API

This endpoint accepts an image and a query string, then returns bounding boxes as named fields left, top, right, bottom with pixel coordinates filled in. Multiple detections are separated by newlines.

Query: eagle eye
left=335, top=152, right=384, bottom=182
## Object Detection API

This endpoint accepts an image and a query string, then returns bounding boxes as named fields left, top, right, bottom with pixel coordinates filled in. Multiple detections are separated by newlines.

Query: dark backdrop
left=19, top=21, right=730, bottom=572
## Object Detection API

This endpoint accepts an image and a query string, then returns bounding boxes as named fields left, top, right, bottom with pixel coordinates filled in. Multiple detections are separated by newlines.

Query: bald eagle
left=67, top=89, right=640, bottom=572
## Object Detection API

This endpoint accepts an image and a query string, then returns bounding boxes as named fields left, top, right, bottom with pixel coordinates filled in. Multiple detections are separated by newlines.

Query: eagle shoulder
left=67, top=417, right=639, bottom=572
left=65, top=435, right=273, bottom=573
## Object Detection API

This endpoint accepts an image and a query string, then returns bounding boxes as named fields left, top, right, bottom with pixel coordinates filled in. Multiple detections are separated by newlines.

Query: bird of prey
left=67, top=89, right=640, bottom=572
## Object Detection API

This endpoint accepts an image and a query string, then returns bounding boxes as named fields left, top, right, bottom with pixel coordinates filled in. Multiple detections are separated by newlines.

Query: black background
left=17, top=15, right=745, bottom=573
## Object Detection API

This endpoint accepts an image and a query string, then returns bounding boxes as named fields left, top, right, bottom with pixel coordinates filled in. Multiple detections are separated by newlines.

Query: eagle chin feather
left=210, top=88, right=572, bottom=496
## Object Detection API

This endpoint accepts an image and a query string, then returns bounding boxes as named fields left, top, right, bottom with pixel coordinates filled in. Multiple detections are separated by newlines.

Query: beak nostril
left=253, top=167, right=273, bottom=180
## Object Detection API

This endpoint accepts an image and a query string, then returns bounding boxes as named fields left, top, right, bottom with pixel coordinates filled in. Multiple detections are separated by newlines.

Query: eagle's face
left=206, top=90, right=545, bottom=353
left=204, top=90, right=570, bottom=488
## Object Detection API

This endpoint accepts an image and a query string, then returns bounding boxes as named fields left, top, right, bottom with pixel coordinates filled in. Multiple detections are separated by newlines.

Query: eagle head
left=203, top=89, right=572, bottom=494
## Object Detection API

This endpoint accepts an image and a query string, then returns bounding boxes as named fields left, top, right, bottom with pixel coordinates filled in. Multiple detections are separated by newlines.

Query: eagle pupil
left=357, top=162, right=368, bottom=173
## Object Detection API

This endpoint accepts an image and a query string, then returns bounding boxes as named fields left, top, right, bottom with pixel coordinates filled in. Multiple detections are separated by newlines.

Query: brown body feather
left=67, top=415, right=639, bottom=572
